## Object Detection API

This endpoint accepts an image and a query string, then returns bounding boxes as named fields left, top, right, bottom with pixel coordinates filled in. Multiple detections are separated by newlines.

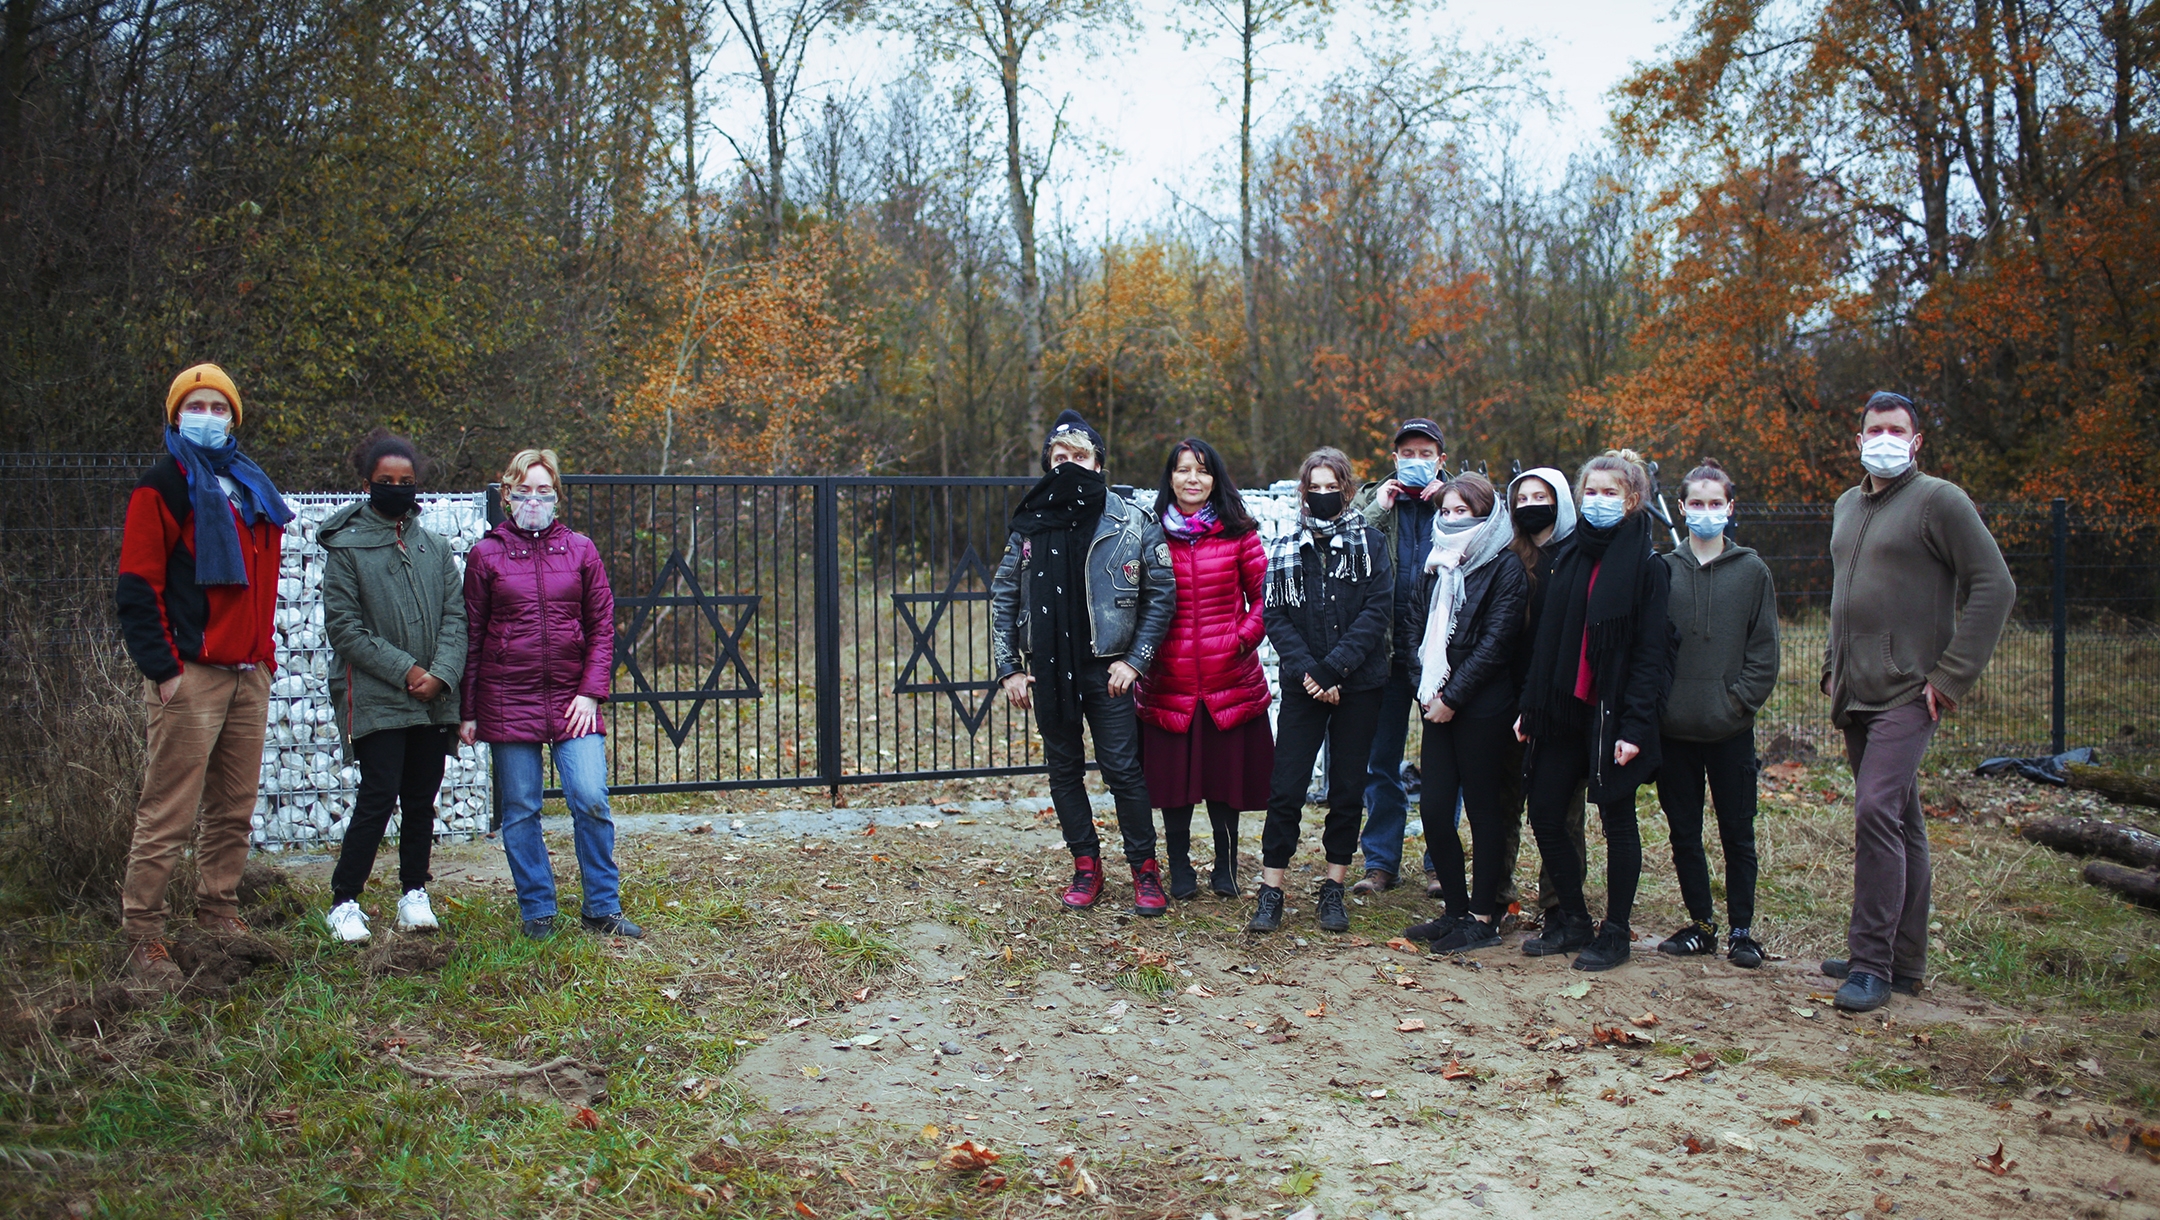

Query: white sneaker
left=396, top=889, right=439, bottom=932
left=325, top=900, right=371, bottom=943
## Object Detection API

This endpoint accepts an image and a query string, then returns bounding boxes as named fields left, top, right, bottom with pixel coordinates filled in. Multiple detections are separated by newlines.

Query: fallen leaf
left=1790, top=1006, right=1818, bottom=1019
left=1865, top=1109, right=1893, bottom=1121
left=1764, top=761, right=1807, bottom=782
left=1629, top=1011, right=1660, bottom=1028
left=570, top=1108, right=600, bottom=1131
left=1304, top=1000, right=1328, bottom=1019
left=1720, top=1131, right=1755, bottom=1152
left=264, top=1107, right=301, bottom=1127
left=1560, top=981, right=1592, bottom=999
left=1873, top=1194, right=1894, bottom=1213
left=1396, top=1018, right=1428, bottom=1033
left=1386, top=937, right=1421, bottom=954
left=1974, top=1142, right=2017, bottom=1176
left=1654, top=1066, right=1692, bottom=1083
left=795, top=1202, right=819, bottom=1218
left=1597, top=1086, right=1637, bottom=1106
left=1184, top=984, right=1216, bottom=998
left=1910, top=1031, right=1933, bottom=1049
left=1686, top=1051, right=1718, bottom=1071
left=938, top=1140, right=1001, bottom=1172
left=1591, top=1023, right=1650, bottom=1046
left=1396, top=975, right=1420, bottom=988
left=851, top=987, right=872, bottom=1002
left=1683, top=1135, right=1707, bottom=1155
left=977, top=1172, right=1007, bottom=1192
left=2077, top=1057, right=2105, bottom=1079
left=786, top=1016, right=811, bottom=1028
left=919, top=1124, right=941, bottom=1142
left=837, top=1168, right=859, bottom=1187
left=1441, top=1059, right=1476, bottom=1080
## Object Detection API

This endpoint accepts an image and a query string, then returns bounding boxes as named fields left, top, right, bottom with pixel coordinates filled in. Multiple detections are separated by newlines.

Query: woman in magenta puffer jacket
left=1135, top=439, right=1276, bottom=900
left=460, top=448, right=641, bottom=941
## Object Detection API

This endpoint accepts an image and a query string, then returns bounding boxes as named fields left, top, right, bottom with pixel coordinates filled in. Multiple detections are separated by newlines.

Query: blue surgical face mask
left=1395, top=457, right=1438, bottom=489
left=1685, top=507, right=1729, bottom=539
left=176, top=413, right=231, bottom=449
left=1579, top=493, right=1626, bottom=529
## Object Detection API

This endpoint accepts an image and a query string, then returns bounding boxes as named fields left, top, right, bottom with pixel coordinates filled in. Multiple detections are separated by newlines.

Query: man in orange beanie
left=115, top=363, right=292, bottom=989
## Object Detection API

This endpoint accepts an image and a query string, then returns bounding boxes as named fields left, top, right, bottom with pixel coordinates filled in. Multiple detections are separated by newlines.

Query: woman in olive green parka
left=319, top=430, right=467, bottom=942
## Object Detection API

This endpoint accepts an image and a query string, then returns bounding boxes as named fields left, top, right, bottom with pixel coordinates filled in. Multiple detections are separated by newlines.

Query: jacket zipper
left=532, top=534, right=555, bottom=738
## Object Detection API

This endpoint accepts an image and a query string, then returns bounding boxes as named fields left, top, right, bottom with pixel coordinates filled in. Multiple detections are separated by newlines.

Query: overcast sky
left=705, top=0, right=1684, bottom=232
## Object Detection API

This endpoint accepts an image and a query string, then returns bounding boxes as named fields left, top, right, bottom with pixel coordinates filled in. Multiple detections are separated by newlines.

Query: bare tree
left=888, top=0, right=1131, bottom=459
left=720, top=0, right=853, bottom=245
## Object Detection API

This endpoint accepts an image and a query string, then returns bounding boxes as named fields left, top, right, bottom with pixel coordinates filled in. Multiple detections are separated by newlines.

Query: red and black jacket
left=115, top=455, right=283, bottom=682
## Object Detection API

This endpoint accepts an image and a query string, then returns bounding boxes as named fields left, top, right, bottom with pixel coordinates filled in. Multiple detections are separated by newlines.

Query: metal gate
left=550, top=475, right=1057, bottom=796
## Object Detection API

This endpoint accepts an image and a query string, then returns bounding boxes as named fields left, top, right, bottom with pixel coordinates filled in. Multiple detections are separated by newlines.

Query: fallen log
left=2017, top=816, right=2160, bottom=869
left=2082, top=862, right=2160, bottom=911
left=2065, top=764, right=2160, bottom=811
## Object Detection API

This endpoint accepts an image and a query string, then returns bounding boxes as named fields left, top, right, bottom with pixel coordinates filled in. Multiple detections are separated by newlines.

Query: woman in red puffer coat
left=1135, top=439, right=1276, bottom=900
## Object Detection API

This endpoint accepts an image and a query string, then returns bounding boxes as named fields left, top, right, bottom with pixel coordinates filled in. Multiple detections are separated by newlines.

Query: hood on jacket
left=319, top=498, right=417, bottom=548
left=1507, top=466, right=1577, bottom=546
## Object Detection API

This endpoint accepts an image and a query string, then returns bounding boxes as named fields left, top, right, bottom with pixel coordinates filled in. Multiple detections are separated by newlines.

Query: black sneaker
left=522, top=915, right=556, bottom=940
left=1572, top=921, right=1633, bottom=972
left=1402, top=913, right=1460, bottom=942
left=1246, top=884, right=1285, bottom=933
left=1727, top=934, right=1766, bottom=969
left=1657, top=920, right=1719, bottom=956
left=581, top=912, right=646, bottom=939
left=1522, top=909, right=1592, bottom=957
left=1315, top=879, right=1350, bottom=933
left=1833, top=970, right=1893, bottom=1012
left=1820, top=958, right=1920, bottom=995
left=1431, top=916, right=1501, bottom=954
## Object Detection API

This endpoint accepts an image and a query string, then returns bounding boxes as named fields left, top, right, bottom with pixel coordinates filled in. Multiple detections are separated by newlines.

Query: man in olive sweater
left=1821, top=392, right=2015, bottom=1012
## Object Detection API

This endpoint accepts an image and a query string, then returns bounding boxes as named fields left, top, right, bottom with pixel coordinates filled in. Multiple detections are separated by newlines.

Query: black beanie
left=1041, top=409, right=1107, bottom=473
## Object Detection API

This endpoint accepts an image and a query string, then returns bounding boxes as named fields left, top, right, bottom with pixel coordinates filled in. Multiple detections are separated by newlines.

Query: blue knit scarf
left=162, top=427, right=294, bottom=585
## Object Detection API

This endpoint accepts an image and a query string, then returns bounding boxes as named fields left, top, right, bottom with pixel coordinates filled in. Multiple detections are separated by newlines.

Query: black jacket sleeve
left=1442, top=554, right=1528, bottom=711
left=989, top=531, right=1026, bottom=679
left=1315, top=527, right=1392, bottom=689
left=1126, top=512, right=1176, bottom=674
left=1616, top=558, right=1675, bottom=747
left=1263, top=574, right=1320, bottom=689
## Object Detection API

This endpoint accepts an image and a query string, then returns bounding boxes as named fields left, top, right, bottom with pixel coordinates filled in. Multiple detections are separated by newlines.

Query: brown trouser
left=1842, top=699, right=1938, bottom=982
left=122, top=662, right=269, bottom=941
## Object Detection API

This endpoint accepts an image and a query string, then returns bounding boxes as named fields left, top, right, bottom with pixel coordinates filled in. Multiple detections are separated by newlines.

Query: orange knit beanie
left=165, top=364, right=243, bottom=427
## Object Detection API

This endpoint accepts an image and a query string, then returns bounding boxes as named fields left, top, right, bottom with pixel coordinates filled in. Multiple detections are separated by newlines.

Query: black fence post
left=812, top=478, right=843, bottom=799
left=485, top=483, right=505, bottom=834
left=2051, top=495, right=2068, bottom=756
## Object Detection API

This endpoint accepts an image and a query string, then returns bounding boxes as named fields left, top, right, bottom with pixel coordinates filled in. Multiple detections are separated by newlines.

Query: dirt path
left=322, top=792, right=2160, bottom=1218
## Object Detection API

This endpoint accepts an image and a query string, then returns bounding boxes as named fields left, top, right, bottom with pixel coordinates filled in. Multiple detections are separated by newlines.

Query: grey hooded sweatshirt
left=1658, top=539, right=1780, bottom=743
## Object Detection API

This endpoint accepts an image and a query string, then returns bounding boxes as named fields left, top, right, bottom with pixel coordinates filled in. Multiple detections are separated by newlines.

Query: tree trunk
left=996, top=0, right=1044, bottom=463
left=2017, top=815, right=2160, bottom=869
left=1239, top=0, right=1262, bottom=481
left=2081, top=862, right=2160, bottom=911
left=2065, top=764, right=2160, bottom=811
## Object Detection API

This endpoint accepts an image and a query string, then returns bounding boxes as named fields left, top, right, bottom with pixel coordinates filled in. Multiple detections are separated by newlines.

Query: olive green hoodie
left=320, top=500, right=467, bottom=752
left=1659, top=540, right=1780, bottom=743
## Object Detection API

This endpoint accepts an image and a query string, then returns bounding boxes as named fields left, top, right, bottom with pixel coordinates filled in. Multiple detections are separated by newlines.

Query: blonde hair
left=501, top=448, right=562, bottom=490
left=1577, top=448, right=1651, bottom=511
left=1047, top=430, right=1098, bottom=462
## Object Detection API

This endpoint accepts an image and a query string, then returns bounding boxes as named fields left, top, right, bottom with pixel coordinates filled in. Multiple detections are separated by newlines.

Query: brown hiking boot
left=1349, top=869, right=1396, bottom=896
left=196, top=912, right=251, bottom=936
left=125, top=941, right=184, bottom=992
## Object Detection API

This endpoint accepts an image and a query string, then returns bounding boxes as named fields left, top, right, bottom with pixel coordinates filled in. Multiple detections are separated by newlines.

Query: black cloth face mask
left=1305, top=489, right=1344, bottom=520
left=1514, top=503, right=1558, bottom=535
left=369, top=483, right=419, bottom=518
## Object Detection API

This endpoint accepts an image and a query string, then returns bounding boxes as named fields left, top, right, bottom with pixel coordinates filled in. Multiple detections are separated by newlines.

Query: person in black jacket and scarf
left=1250, top=448, right=1392, bottom=936
left=1398, top=474, right=1529, bottom=954
left=1516, top=449, right=1675, bottom=972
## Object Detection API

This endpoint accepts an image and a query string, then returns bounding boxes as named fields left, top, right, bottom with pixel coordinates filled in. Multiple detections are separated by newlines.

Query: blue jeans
left=493, top=735, right=622, bottom=921
left=1359, top=662, right=1438, bottom=876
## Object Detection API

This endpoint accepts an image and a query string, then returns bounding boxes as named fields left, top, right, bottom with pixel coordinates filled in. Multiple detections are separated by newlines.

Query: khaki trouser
left=121, top=662, right=269, bottom=940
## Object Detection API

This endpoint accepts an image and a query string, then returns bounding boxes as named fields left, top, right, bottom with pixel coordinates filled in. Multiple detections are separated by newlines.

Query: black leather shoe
left=1820, top=958, right=1920, bottom=995
left=522, top=916, right=556, bottom=940
left=1314, top=879, right=1350, bottom=932
left=1166, top=856, right=1200, bottom=901
left=1431, top=916, right=1501, bottom=954
left=1572, top=921, right=1633, bottom=972
left=1833, top=970, right=1894, bottom=1012
left=1522, top=909, right=1593, bottom=957
left=1246, top=884, right=1285, bottom=933
left=581, top=912, right=646, bottom=939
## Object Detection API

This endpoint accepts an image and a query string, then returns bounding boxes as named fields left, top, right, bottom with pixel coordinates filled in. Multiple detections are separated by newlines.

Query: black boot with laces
left=1572, top=920, right=1633, bottom=972
left=1246, top=883, right=1285, bottom=933
left=1314, top=879, right=1350, bottom=933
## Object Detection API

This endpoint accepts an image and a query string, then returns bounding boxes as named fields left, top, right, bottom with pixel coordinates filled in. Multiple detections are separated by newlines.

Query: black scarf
left=1519, top=510, right=1652, bottom=739
left=1010, top=463, right=1107, bottom=720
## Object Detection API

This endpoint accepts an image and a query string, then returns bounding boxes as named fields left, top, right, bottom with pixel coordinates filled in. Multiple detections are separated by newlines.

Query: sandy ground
left=284, top=793, right=2160, bottom=1220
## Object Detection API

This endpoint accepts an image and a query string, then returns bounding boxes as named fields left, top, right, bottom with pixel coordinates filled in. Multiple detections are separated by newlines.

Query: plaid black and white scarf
left=1263, top=511, right=1372, bottom=608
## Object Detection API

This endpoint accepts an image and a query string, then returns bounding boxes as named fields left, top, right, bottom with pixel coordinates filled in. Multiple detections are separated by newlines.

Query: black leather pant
left=1035, top=657, right=1156, bottom=865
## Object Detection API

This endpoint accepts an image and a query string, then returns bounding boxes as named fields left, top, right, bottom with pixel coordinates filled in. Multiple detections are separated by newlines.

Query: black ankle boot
left=1163, top=807, right=1198, bottom=900
left=1209, top=809, right=1241, bottom=897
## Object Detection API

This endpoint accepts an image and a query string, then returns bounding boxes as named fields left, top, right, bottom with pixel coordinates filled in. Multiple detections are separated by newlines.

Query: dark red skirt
left=1141, top=702, right=1276, bottom=811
